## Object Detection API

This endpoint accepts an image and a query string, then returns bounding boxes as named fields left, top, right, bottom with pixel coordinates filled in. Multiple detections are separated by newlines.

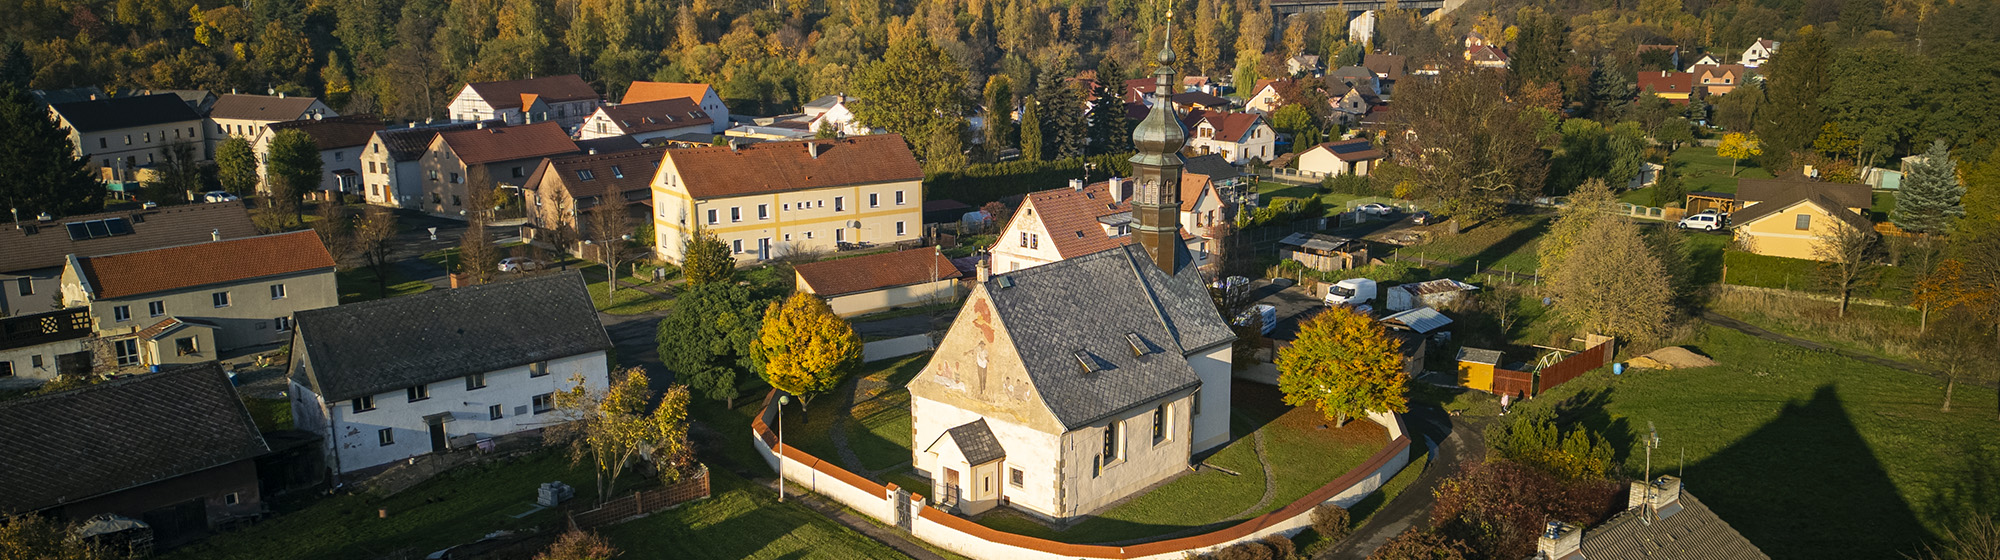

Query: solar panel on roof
left=104, top=218, right=132, bottom=235
left=66, top=222, right=88, bottom=240
left=1329, top=142, right=1372, bottom=154
left=84, top=220, right=109, bottom=238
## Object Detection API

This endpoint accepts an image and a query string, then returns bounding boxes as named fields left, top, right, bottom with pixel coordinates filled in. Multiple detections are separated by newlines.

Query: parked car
left=1234, top=304, right=1278, bottom=335
left=1324, top=278, right=1379, bottom=307
left=1410, top=211, right=1438, bottom=225
left=1356, top=203, right=1396, bottom=216
left=498, top=257, right=539, bottom=273
left=201, top=191, right=240, bottom=203
left=1676, top=211, right=1729, bottom=231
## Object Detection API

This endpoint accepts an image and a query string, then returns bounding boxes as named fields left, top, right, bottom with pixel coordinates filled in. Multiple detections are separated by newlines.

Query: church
left=908, top=34, right=1237, bottom=521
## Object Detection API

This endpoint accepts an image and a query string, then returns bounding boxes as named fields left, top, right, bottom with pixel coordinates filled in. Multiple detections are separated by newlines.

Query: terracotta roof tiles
left=75, top=230, right=336, bottom=299
left=795, top=247, right=962, bottom=297
left=664, top=135, right=921, bottom=199
left=0, top=203, right=258, bottom=274
left=597, top=98, right=713, bottom=135
left=465, top=75, right=599, bottom=109
left=437, top=121, right=579, bottom=165
left=622, top=81, right=716, bottom=105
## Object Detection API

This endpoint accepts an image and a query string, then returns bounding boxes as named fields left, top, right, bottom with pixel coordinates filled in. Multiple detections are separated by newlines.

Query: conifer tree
left=982, top=75, right=1013, bottom=157
left=1020, top=99, right=1045, bottom=161
left=1892, top=139, right=1965, bottom=235
left=0, top=85, right=102, bottom=217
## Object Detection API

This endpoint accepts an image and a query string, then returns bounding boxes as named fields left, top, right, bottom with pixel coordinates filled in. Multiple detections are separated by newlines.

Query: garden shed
left=1276, top=232, right=1370, bottom=272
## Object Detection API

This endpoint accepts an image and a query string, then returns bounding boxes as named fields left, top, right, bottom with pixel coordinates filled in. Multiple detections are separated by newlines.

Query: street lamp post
left=777, top=394, right=791, bottom=503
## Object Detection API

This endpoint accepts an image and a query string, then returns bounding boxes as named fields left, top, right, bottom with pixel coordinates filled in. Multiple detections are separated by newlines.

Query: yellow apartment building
left=651, top=135, right=925, bottom=263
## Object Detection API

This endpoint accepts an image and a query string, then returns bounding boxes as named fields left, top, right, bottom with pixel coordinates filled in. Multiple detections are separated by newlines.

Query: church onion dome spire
left=1130, top=14, right=1186, bottom=168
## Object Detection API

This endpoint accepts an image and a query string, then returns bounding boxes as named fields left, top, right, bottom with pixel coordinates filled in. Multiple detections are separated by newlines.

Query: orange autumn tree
left=752, top=291, right=862, bottom=411
left=1276, top=306, right=1409, bottom=427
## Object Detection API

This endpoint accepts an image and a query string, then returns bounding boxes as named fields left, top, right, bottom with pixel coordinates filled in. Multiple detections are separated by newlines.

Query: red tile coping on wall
left=752, top=389, right=1415, bottom=558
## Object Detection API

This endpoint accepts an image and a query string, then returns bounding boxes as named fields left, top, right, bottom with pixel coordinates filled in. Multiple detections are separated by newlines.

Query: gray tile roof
left=1457, top=347, right=1502, bottom=364
left=1580, top=491, right=1770, bottom=560
left=290, top=271, right=612, bottom=402
left=981, top=244, right=1234, bottom=429
left=0, top=362, right=269, bottom=514
left=1182, top=153, right=1240, bottom=180
left=49, top=93, right=204, bottom=132
left=947, top=419, right=1006, bottom=466
left=375, top=121, right=489, bottom=162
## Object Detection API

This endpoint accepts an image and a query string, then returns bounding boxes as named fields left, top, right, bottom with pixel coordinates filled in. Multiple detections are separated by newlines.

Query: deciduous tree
left=1756, top=26, right=1831, bottom=166
left=587, top=206, right=638, bottom=301
left=144, top=140, right=204, bottom=204
left=265, top=128, right=322, bottom=220
left=1654, top=117, right=1694, bottom=152
left=657, top=281, right=762, bottom=407
left=353, top=205, right=398, bottom=296
left=215, top=137, right=259, bottom=196
left=1275, top=306, right=1408, bottom=427
left=1369, top=528, right=1472, bottom=560
left=1429, top=460, right=1621, bottom=560
left=1892, top=139, right=1965, bottom=235
left=680, top=227, right=734, bottom=286
left=1382, top=68, right=1548, bottom=221
left=1483, top=406, right=1614, bottom=481
left=1814, top=218, right=1883, bottom=317
left=751, top=291, right=861, bottom=411
left=534, top=529, right=621, bottom=560
left=1717, top=132, right=1761, bottom=176
left=1548, top=198, right=1674, bottom=342
left=548, top=369, right=694, bottom=504
left=851, top=38, right=967, bottom=158
left=0, top=515, right=109, bottom=560
left=982, top=75, right=1014, bottom=157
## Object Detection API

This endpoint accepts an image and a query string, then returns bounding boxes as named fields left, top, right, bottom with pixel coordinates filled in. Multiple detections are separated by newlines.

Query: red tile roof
left=266, top=114, right=384, bottom=150
left=1183, top=110, right=1265, bottom=143
left=795, top=247, right=962, bottom=297
left=622, top=82, right=715, bottom=105
left=465, top=75, right=599, bottom=109
left=526, top=147, right=667, bottom=210
left=664, top=135, right=921, bottom=199
left=1636, top=71, right=1694, bottom=95
left=437, top=121, right=580, bottom=165
left=0, top=203, right=257, bottom=274
left=1019, top=177, right=1200, bottom=258
left=597, top=98, right=713, bottom=135
left=76, top=231, right=335, bottom=299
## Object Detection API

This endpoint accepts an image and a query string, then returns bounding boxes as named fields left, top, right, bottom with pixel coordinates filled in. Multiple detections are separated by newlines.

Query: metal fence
left=568, top=464, right=712, bottom=530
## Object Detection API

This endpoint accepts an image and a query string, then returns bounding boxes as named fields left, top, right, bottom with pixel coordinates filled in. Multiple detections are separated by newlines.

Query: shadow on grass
left=1442, top=216, right=1550, bottom=279
left=1920, top=434, right=2000, bottom=528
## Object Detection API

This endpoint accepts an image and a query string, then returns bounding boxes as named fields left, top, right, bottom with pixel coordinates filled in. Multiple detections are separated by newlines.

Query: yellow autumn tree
left=547, top=369, right=694, bottom=505
left=1717, top=132, right=1762, bottom=176
left=752, top=292, right=861, bottom=411
left=1275, top=306, right=1409, bottom=427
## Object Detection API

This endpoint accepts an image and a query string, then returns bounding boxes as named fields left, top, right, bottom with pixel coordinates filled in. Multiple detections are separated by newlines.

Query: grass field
left=334, top=266, right=433, bottom=303
left=600, top=469, right=909, bottom=559
left=578, top=262, right=675, bottom=315
left=1256, top=181, right=1407, bottom=217
left=240, top=397, right=293, bottom=432
left=1668, top=146, right=1774, bottom=194
left=1393, top=214, right=1550, bottom=277
left=1521, top=325, right=2000, bottom=560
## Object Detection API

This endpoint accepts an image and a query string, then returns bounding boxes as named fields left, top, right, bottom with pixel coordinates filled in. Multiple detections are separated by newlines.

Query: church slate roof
left=982, top=244, right=1233, bottom=429
left=1580, top=491, right=1769, bottom=560
left=946, top=419, right=1006, bottom=466
left=291, top=271, right=611, bottom=402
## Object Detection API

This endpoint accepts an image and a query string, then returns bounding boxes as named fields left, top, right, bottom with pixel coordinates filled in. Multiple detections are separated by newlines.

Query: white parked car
left=498, top=257, right=539, bottom=273
left=1676, top=211, right=1729, bottom=231
left=1356, top=203, right=1396, bottom=216
left=202, top=191, right=241, bottom=203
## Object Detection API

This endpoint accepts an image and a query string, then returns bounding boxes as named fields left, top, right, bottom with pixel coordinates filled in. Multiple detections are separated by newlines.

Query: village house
left=1685, top=52, right=1726, bottom=69
left=522, top=147, right=666, bottom=253
left=259, top=114, right=384, bottom=196
left=987, top=176, right=1216, bottom=273
left=622, top=81, right=731, bottom=133
left=59, top=230, right=337, bottom=368
left=1363, top=53, right=1408, bottom=98
left=0, top=203, right=257, bottom=318
left=1539, top=476, right=1769, bottom=560
left=1465, top=44, right=1510, bottom=69
left=420, top=121, right=581, bottom=218
left=1286, top=54, right=1322, bottom=76
left=207, top=93, right=334, bottom=157
left=288, top=272, right=613, bottom=476
left=1327, top=66, right=1382, bottom=97
left=793, top=247, right=963, bottom=317
left=0, top=307, right=94, bottom=389
left=1636, top=70, right=1696, bottom=103
left=1728, top=180, right=1874, bottom=261
left=1688, top=64, right=1749, bottom=96
left=651, top=135, right=925, bottom=263
left=47, top=93, right=207, bottom=184
left=801, top=93, right=870, bottom=136
left=1182, top=110, right=1274, bottom=164
left=1182, top=153, right=1249, bottom=193
left=0, top=362, right=269, bottom=547
left=1741, top=38, right=1780, bottom=68
left=359, top=121, right=488, bottom=209
left=1295, top=137, right=1389, bottom=179
left=577, top=98, right=713, bottom=143
left=1244, top=78, right=1291, bottom=114
left=1328, top=86, right=1383, bottom=125
left=448, top=75, right=603, bottom=130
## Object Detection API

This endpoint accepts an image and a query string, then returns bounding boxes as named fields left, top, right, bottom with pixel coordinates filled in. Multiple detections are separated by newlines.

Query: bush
left=1212, top=541, right=1273, bottom=560
left=1313, top=504, right=1353, bottom=542
left=924, top=153, right=1133, bottom=206
left=1262, top=534, right=1297, bottom=560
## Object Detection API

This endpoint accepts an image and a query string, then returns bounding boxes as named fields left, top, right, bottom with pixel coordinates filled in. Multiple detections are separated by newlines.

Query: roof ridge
left=0, top=361, right=209, bottom=409
left=76, top=229, right=313, bottom=261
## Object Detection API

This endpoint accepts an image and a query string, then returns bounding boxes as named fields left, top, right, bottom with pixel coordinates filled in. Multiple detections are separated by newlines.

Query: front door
left=429, top=422, right=447, bottom=452
left=943, top=468, right=960, bottom=508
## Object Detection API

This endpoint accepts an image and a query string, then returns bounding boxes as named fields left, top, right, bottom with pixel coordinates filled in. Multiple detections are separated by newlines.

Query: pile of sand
left=1628, top=346, right=1719, bottom=370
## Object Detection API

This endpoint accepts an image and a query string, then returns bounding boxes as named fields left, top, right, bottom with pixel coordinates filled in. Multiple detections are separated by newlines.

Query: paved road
left=601, top=309, right=671, bottom=381
left=1319, top=406, right=1484, bottom=560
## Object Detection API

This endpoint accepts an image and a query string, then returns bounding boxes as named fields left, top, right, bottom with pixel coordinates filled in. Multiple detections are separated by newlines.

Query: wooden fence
left=1532, top=341, right=1614, bottom=396
left=1491, top=368, right=1534, bottom=399
left=568, top=464, right=712, bottom=530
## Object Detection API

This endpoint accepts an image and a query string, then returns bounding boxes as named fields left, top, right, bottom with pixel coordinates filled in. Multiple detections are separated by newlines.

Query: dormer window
left=1075, top=350, right=1098, bottom=374
left=1126, top=332, right=1150, bottom=356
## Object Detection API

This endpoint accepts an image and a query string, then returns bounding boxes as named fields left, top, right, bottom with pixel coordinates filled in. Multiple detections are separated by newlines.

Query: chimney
left=975, top=254, right=991, bottom=283
left=808, top=141, right=826, bottom=159
left=1108, top=177, right=1126, bottom=202
left=1535, top=521, right=1583, bottom=560
left=211, top=228, right=221, bottom=241
left=278, top=91, right=286, bottom=98
left=729, top=140, right=740, bottom=152
left=1628, top=475, right=1684, bottom=520
left=588, top=148, right=598, bottom=155
left=1069, top=178, right=1085, bottom=191
left=476, top=121, right=487, bottom=130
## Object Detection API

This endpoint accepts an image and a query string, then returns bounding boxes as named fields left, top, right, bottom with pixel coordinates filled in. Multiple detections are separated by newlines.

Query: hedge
left=924, top=153, right=1135, bottom=207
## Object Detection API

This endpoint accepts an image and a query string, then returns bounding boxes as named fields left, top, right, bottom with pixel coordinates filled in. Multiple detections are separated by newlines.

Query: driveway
left=1243, top=279, right=1326, bottom=342
left=1319, top=406, right=1484, bottom=560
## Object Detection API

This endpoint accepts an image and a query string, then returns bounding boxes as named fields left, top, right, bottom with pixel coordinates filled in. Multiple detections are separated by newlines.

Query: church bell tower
left=1128, top=20, right=1187, bottom=273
